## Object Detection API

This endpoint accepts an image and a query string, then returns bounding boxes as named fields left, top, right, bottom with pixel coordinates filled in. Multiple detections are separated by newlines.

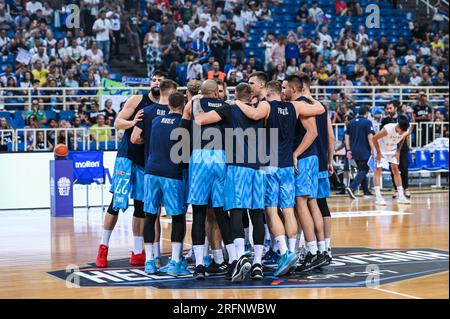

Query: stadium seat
left=434, top=150, right=449, bottom=170
left=59, top=110, right=75, bottom=121
left=408, top=152, right=420, bottom=172
left=415, top=149, right=440, bottom=171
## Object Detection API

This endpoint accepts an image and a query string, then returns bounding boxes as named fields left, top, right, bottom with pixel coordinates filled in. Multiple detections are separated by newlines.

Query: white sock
left=253, top=245, right=264, bottom=265
left=318, top=241, right=326, bottom=253
left=288, top=238, right=296, bottom=253
left=306, top=241, right=318, bottom=255
left=203, top=237, right=210, bottom=257
left=133, top=236, right=144, bottom=254
left=153, top=242, right=160, bottom=258
left=397, top=186, right=405, bottom=198
left=101, top=229, right=112, bottom=246
left=244, top=228, right=250, bottom=245
left=325, top=238, right=331, bottom=251
left=212, top=249, right=224, bottom=264
left=234, top=238, right=245, bottom=259
left=295, top=232, right=302, bottom=251
left=271, top=234, right=279, bottom=252
left=226, top=243, right=237, bottom=263
left=144, top=243, right=154, bottom=261
left=193, top=245, right=204, bottom=267
left=374, top=186, right=382, bottom=198
left=343, top=177, right=348, bottom=187
left=274, top=235, right=288, bottom=255
left=172, top=242, right=182, bottom=263
left=264, top=224, right=271, bottom=241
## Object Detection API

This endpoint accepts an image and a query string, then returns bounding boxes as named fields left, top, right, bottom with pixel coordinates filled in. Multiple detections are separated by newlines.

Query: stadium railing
left=0, top=86, right=448, bottom=111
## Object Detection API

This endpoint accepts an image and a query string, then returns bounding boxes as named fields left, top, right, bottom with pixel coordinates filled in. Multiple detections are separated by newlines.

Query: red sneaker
left=130, top=250, right=146, bottom=266
left=96, top=244, right=109, bottom=268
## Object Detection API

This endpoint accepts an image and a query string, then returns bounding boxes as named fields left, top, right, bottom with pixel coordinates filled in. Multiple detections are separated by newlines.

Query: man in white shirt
left=404, top=49, right=416, bottom=65
left=191, top=19, right=211, bottom=42
left=107, top=9, right=121, bottom=60
left=372, top=119, right=411, bottom=205
left=356, top=26, right=369, bottom=44
left=66, top=39, right=86, bottom=62
left=92, top=11, right=114, bottom=62
left=318, top=25, right=334, bottom=49
left=26, top=0, right=43, bottom=15
left=308, top=1, right=324, bottom=24
left=30, top=45, right=49, bottom=67
left=86, top=41, right=104, bottom=64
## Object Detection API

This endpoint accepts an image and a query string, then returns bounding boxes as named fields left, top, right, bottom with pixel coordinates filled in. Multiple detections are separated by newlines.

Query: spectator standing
left=92, top=11, right=114, bottom=63
left=106, top=6, right=122, bottom=61
left=144, top=24, right=162, bottom=77
left=229, top=22, right=246, bottom=64
left=344, top=106, right=375, bottom=198
left=308, top=1, right=324, bottom=24
left=296, top=2, right=309, bottom=22
left=125, top=10, right=144, bottom=64
left=411, top=93, right=434, bottom=146
left=159, top=15, right=176, bottom=52
left=90, top=114, right=112, bottom=143
left=0, top=117, right=13, bottom=152
left=207, top=61, right=226, bottom=81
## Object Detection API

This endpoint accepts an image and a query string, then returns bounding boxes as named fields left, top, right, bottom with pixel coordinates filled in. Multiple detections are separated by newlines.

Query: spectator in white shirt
left=232, top=8, right=246, bottom=32
left=404, top=49, right=416, bottom=65
left=92, top=11, right=114, bottom=62
left=410, top=69, right=422, bottom=86
left=31, top=45, right=49, bottom=67
left=66, top=39, right=86, bottom=62
left=26, top=0, right=43, bottom=15
left=85, top=41, right=104, bottom=65
left=192, top=19, right=211, bottom=42
left=356, top=26, right=369, bottom=43
left=318, top=25, right=334, bottom=48
left=308, top=1, right=324, bottom=24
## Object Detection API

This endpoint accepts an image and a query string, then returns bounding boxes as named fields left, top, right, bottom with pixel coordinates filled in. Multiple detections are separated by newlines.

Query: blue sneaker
left=144, top=260, right=157, bottom=274
left=176, top=259, right=192, bottom=276
left=164, top=260, right=179, bottom=276
left=274, top=251, right=299, bottom=276
left=262, top=249, right=280, bottom=267
left=203, top=255, right=212, bottom=268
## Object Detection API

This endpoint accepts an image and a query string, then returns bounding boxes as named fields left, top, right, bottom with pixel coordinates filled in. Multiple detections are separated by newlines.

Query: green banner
left=98, top=78, right=133, bottom=96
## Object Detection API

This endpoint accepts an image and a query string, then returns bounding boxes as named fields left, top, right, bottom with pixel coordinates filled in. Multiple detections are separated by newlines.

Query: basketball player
left=233, top=80, right=325, bottom=276
left=195, top=83, right=266, bottom=282
left=137, top=92, right=190, bottom=275
left=181, top=79, right=235, bottom=280
left=372, top=118, right=411, bottom=206
left=95, top=70, right=167, bottom=268
left=282, top=74, right=327, bottom=272
left=130, top=79, right=178, bottom=271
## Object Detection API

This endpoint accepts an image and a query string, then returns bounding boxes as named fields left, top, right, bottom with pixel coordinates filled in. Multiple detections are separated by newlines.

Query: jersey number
left=115, top=178, right=130, bottom=195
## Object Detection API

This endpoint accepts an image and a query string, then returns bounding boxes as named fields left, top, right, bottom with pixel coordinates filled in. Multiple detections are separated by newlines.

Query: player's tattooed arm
left=234, top=100, right=270, bottom=120
left=130, top=126, right=144, bottom=144
left=293, top=116, right=318, bottom=174
left=292, top=98, right=325, bottom=117
left=114, top=95, right=144, bottom=130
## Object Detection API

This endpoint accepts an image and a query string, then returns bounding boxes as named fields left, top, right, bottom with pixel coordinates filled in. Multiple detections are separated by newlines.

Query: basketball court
left=1, top=191, right=447, bottom=299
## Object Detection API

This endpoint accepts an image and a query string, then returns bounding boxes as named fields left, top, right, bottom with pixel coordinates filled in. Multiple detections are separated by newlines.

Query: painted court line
left=371, top=287, right=422, bottom=299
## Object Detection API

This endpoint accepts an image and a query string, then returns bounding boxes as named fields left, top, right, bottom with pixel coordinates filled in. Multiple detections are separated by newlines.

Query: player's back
left=117, top=95, right=154, bottom=167
left=141, top=103, right=169, bottom=161
left=146, top=113, right=183, bottom=180
left=192, top=97, right=229, bottom=150
left=266, top=100, right=297, bottom=168
left=379, top=123, right=404, bottom=153
left=293, top=97, right=318, bottom=159
left=313, top=101, right=329, bottom=172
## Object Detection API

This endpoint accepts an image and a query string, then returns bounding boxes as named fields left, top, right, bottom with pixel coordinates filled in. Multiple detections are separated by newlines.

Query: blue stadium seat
left=176, top=64, right=187, bottom=85
left=109, top=72, right=122, bottom=81
left=434, top=150, right=449, bottom=170
left=107, top=141, right=116, bottom=150
left=59, top=110, right=75, bottom=121
left=415, top=149, right=439, bottom=171
left=0, top=111, right=11, bottom=120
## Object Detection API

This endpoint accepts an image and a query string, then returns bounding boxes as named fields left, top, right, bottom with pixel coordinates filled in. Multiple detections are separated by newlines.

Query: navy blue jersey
left=266, top=101, right=297, bottom=168
left=346, top=116, right=375, bottom=161
left=292, top=97, right=318, bottom=159
left=145, top=113, right=183, bottom=180
left=216, top=105, right=264, bottom=170
left=313, top=102, right=329, bottom=172
left=117, top=94, right=153, bottom=167
left=136, top=103, right=169, bottom=163
left=192, top=98, right=229, bottom=150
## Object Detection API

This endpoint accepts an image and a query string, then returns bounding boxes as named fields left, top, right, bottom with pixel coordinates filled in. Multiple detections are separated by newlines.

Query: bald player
left=233, top=80, right=325, bottom=276
left=95, top=70, right=167, bottom=268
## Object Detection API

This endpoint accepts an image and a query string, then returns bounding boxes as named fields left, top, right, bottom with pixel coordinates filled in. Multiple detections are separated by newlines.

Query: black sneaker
left=205, top=261, right=228, bottom=276
left=295, top=251, right=326, bottom=272
left=364, top=191, right=374, bottom=196
left=314, top=251, right=328, bottom=269
left=324, top=251, right=332, bottom=266
left=346, top=187, right=357, bottom=200
left=226, top=260, right=237, bottom=280
left=251, top=263, right=263, bottom=280
left=336, top=188, right=346, bottom=195
left=231, top=256, right=252, bottom=283
left=193, top=264, right=206, bottom=280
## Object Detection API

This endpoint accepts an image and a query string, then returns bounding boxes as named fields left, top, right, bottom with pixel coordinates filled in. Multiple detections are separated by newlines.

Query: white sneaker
left=397, top=197, right=411, bottom=205
left=375, top=197, right=387, bottom=206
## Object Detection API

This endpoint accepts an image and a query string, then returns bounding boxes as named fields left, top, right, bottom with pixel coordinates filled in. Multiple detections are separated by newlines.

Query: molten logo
left=75, top=161, right=100, bottom=168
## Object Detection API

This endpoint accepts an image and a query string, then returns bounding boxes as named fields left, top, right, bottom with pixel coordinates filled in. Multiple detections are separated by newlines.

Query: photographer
left=163, top=39, right=186, bottom=78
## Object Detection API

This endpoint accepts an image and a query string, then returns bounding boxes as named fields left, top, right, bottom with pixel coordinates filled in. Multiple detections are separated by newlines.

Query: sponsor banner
left=122, top=76, right=150, bottom=86
left=98, top=78, right=132, bottom=96
left=0, top=152, right=118, bottom=209
left=48, top=248, right=449, bottom=289
left=68, top=151, right=104, bottom=185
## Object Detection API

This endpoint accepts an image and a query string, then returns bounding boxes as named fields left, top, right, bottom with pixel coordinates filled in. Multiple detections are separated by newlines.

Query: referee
left=381, top=100, right=411, bottom=199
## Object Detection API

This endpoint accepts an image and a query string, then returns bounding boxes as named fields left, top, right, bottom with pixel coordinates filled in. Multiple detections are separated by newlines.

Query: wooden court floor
left=0, top=192, right=448, bottom=299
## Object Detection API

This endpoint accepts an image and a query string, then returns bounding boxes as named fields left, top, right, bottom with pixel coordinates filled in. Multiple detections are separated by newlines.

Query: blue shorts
left=224, top=165, right=265, bottom=211
left=182, top=168, right=189, bottom=211
left=264, top=166, right=295, bottom=209
left=188, top=149, right=226, bottom=208
left=144, top=174, right=185, bottom=216
left=317, top=170, right=331, bottom=199
left=295, top=155, right=319, bottom=198
left=110, top=157, right=144, bottom=211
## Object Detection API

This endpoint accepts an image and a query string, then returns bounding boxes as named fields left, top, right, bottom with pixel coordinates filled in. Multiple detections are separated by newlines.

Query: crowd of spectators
left=0, top=0, right=448, bottom=152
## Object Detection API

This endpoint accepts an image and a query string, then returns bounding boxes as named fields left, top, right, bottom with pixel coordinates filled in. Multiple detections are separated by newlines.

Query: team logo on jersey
left=48, top=247, right=448, bottom=289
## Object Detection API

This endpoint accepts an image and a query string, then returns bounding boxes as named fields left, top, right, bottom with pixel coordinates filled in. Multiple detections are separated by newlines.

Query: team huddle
left=94, top=70, right=411, bottom=282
